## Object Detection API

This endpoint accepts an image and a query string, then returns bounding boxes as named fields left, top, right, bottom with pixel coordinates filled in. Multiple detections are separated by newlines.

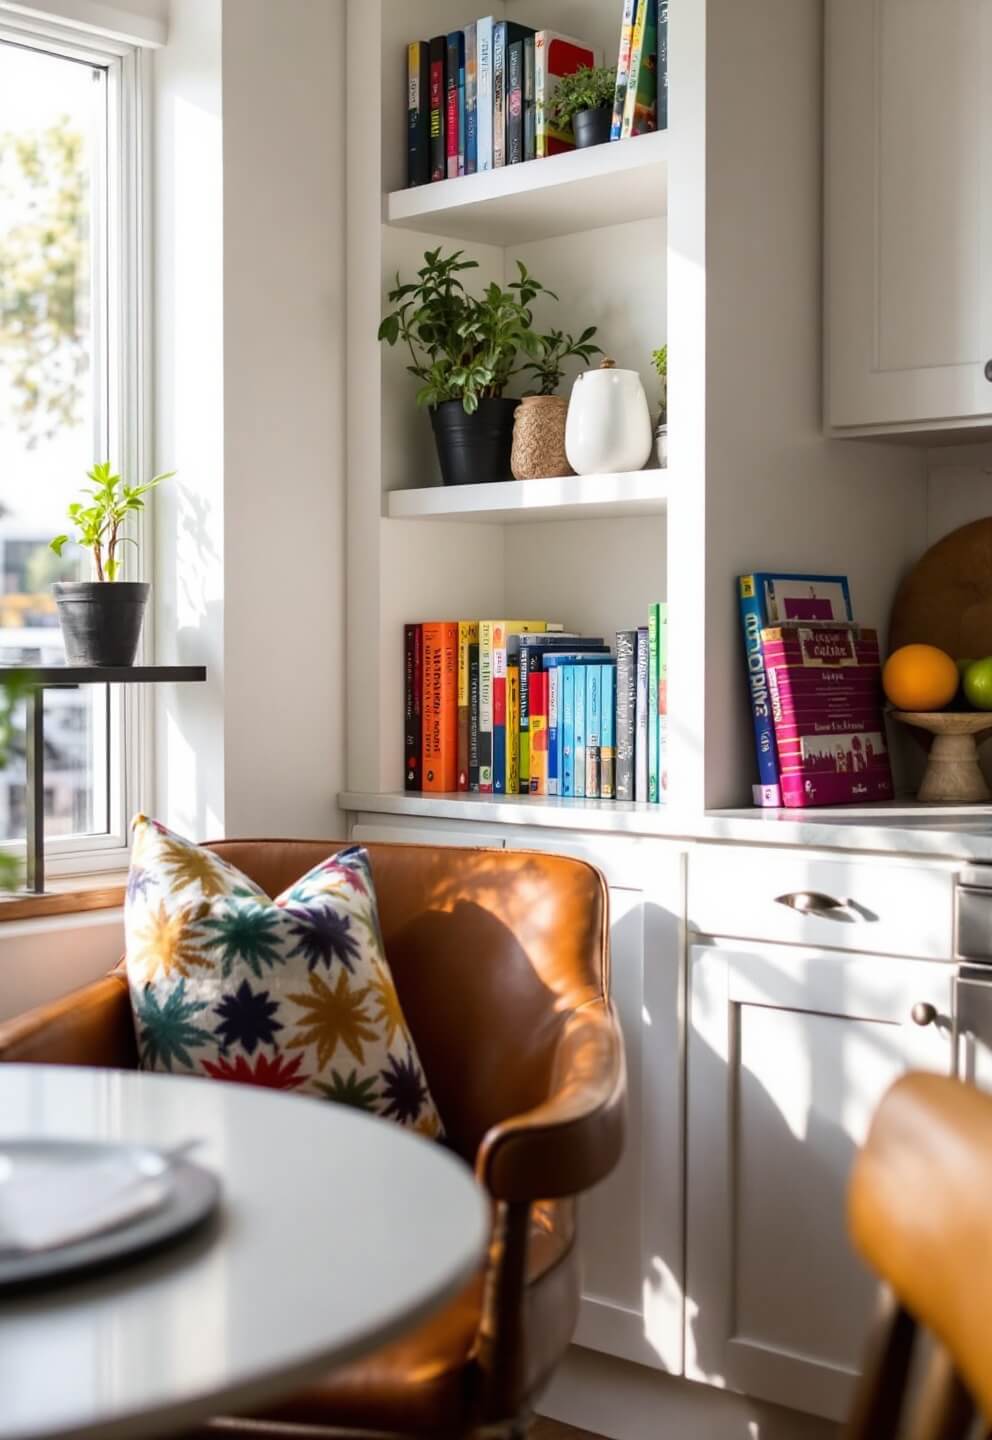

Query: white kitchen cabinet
left=685, top=940, right=954, bottom=1423
left=827, top=0, right=992, bottom=431
left=493, top=832, right=687, bottom=1375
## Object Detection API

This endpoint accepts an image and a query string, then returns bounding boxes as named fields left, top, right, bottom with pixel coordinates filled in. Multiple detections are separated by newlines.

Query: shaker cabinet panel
left=827, top=0, right=992, bottom=429
left=685, top=942, right=954, bottom=1422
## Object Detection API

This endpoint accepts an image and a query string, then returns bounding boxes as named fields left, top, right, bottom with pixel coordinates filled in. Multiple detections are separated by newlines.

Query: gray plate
left=0, top=1139, right=220, bottom=1290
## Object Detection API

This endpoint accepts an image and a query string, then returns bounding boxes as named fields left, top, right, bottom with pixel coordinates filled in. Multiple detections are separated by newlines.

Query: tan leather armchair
left=0, top=840, right=626, bottom=1440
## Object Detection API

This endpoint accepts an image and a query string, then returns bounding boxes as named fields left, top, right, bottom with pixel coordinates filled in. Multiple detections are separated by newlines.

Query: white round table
left=0, top=1065, right=488, bottom=1440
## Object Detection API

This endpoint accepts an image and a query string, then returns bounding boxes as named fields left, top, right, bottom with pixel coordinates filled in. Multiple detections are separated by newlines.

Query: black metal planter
left=430, top=398, right=518, bottom=486
left=573, top=106, right=612, bottom=149
left=53, top=581, right=150, bottom=667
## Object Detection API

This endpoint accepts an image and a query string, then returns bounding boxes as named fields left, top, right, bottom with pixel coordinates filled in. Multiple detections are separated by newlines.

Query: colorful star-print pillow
left=124, top=817, right=443, bottom=1137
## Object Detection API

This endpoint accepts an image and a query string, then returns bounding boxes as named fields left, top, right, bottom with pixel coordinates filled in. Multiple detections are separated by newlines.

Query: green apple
left=963, top=657, right=992, bottom=711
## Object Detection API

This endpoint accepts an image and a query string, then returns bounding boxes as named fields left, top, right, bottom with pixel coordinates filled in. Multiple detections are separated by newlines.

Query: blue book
left=586, top=665, right=602, bottom=799
left=446, top=32, right=466, bottom=179
left=547, top=666, right=560, bottom=795
left=477, top=17, right=495, bottom=171
left=562, top=666, right=575, bottom=797
left=738, top=573, right=854, bottom=807
left=457, top=44, right=466, bottom=175
left=465, top=22, right=478, bottom=173
left=601, top=664, right=616, bottom=799
left=573, top=666, right=587, bottom=800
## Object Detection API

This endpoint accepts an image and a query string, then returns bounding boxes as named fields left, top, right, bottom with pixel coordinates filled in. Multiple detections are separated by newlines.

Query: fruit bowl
left=891, top=711, right=992, bottom=803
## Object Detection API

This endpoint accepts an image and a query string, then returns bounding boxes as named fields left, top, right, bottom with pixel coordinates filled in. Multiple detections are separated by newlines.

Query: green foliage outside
left=0, top=119, right=89, bottom=445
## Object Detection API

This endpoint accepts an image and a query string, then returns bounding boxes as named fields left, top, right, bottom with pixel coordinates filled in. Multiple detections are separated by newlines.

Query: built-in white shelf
left=385, top=130, right=669, bottom=246
left=385, top=469, right=669, bottom=525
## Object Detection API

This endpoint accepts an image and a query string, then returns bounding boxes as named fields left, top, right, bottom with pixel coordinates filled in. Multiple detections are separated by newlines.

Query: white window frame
left=0, top=8, right=152, bottom=877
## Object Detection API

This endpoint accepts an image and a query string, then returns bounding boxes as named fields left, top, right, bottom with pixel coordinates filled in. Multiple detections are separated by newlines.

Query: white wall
left=0, top=0, right=166, bottom=44
left=154, top=0, right=348, bottom=842
left=0, top=911, right=124, bottom=1022
left=926, top=442, right=992, bottom=543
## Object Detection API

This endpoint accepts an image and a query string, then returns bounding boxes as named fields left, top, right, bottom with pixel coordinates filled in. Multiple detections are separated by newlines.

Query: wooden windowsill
left=0, top=872, right=127, bottom=924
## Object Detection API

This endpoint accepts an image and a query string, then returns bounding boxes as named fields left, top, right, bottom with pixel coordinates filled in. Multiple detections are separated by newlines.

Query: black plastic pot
left=573, top=106, right=612, bottom=149
left=53, top=581, right=150, bottom=666
left=430, top=398, right=518, bottom=486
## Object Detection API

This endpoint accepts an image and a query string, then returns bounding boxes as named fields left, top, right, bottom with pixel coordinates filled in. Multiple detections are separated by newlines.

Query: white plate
left=0, top=1139, right=220, bottom=1289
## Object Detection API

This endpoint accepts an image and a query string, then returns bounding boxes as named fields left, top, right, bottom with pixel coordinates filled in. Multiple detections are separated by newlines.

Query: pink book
left=761, top=625, right=880, bottom=668
left=776, top=728, right=894, bottom=808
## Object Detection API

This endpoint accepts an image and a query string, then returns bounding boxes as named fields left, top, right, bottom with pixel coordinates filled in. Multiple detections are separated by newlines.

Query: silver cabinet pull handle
left=775, top=890, right=853, bottom=917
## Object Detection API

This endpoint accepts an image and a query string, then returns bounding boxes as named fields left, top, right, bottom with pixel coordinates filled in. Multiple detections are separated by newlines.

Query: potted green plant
left=547, top=65, right=618, bottom=149
left=652, top=345, right=668, bottom=467
left=378, top=249, right=552, bottom=486
left=512, top=326, right=602, bottom=480
left=50, top=462, right=174, bottom=666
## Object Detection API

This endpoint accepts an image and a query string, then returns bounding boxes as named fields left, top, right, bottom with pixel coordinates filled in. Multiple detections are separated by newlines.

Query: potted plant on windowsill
left=378, top=249, right=553, bottom=486
left=546, top=65, right=618, bottom=149
left=512, top=326, right=602, bottom=480
left=652, top=345, right=668, bottom=468
left=49, top=462, right=173, bottom=666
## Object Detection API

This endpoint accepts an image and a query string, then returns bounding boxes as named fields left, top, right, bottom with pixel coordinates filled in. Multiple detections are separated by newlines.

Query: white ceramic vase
left=565, top=359, right=654, bottom=475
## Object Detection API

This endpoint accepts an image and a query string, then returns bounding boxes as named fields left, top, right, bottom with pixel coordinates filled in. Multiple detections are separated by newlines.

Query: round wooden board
left=889, top=517, right=992, bottom=659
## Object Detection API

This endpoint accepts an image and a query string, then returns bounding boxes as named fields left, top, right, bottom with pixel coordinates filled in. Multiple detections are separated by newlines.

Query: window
left=0, top=17, right=146, bottom=872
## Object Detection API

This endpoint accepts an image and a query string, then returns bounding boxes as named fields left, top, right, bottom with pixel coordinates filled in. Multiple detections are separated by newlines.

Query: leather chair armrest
left=476, top=1000, right=626, bottom=1203
left=0, top=972, right=137, bottom=1068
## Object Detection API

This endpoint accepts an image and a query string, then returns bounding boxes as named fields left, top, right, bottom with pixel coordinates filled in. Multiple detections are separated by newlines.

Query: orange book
left=422, top=622, right=458, bottom=792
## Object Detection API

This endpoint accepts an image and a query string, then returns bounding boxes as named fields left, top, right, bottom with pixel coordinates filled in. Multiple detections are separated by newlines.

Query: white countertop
left=339, top=791, right=992, bottom=862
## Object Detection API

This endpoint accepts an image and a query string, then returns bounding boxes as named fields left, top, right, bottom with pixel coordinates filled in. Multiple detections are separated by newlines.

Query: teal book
left=573, top=664, right=587, bottom=800
left=562, top=665, right=575, bottom=797
left=585, top=664, right=602, bottom=799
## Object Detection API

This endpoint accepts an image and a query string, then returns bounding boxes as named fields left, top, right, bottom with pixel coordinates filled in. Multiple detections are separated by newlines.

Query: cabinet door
left=827, top=0, right=992, bottom=429
left=505, top=834, right=686, bottom=1374
left=686, top=942, right=953, bottom=1422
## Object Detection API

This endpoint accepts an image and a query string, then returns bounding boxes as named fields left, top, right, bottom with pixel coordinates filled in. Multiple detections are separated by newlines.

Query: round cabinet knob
left=985, top=359, right=992, bottom=382
left=911, top=1002, right=938, bottom=1027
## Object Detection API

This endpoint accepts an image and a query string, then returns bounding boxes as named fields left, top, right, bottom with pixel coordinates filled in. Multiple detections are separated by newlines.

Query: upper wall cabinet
left=826, top=0, right=992, bottom=434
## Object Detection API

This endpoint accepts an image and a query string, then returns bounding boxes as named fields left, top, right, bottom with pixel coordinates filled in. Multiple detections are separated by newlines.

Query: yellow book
left=507, top=661, right=520, bottom=797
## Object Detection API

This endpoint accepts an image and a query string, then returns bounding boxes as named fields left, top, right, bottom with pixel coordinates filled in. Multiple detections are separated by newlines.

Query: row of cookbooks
left=406, top=0, right=668, bottom=187
left=739, top=571, right=894, bottom=809
left=405, top=609, right=668, bottom=801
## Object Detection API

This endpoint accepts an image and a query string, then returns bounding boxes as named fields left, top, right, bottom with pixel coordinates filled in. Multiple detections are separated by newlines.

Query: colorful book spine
left=586, top=664, right=602, bottom=799
left=404, top=623, right=422, bottom=791
left=616, top=630, right=636, bottom=800
left=407, top=42, right=431, bottom=187
left=601, top=664, right=616, bottom=800
left=446, top=32, right=464, bottom=179
left=529, top=673, right=548, bottom=796
left=523, top=36, right=536, bottom=160
left=457, top=620, right=479, bottom=791
left=573, top=664, right=586, bottom=800
left=465, top=22, right=478, bottom=174
left=635, top=626, right=649, bottom=802
left=657, top=600, right=669, bottom=799
left=493, top=21, right=507, bottom=167
left=611, top=0, right=639, bottom=141
left=479, top=619, right=495, bottom=792
left=648, top=602, right=661, bottom=803
left=547, top=665, right=560, bottom=795
left=507, top=656, right=520, bottom=797
left=507, top=39, right=524, bottom=164
left=562, top=665, right=575, bottom=797
left=492, top=621, right=508, bottom=794
left=477, top=17, right=495, bottom=171
left=468, top=641, right=480, bottom=791
left=738, top=573, right=854, bottom=807
left=535, top=31, right=598, bottom=157
left=429, top=35, right=446, bottom=181
left=422, top=621, right=458, bottom=792
left=657, top=0, right=669, bottom=130
left=624, top=0, right=658, bottom=137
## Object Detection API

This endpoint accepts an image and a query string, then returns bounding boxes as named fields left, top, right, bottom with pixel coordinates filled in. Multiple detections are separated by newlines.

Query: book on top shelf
left=611, top=0, right=640, bottom=141
left=507, top=38, right=525, bottom=164
left=477, top=17, right=495, bottom=171
left=407, top=42, right=430, bottom=187
left=623, top=0, right=658, bottom=138
left=657, top=1, right=669, bottom=130
left=446, top=31, right=465, bottom=179
left=429, top=36, right=446, bottom=181
left=535, top=32, right=599, bottom=157
left=738, top=573, right=854, bottom=808
left=465, top=22, right=478, bottom=174
left=492, top=22, right=534, bottom=167
left=523, top=36, right=536, bottom=160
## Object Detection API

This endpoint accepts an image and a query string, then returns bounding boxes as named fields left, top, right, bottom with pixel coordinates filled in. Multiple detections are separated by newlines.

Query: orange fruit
left=882, top=643, right=960, bottom=712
